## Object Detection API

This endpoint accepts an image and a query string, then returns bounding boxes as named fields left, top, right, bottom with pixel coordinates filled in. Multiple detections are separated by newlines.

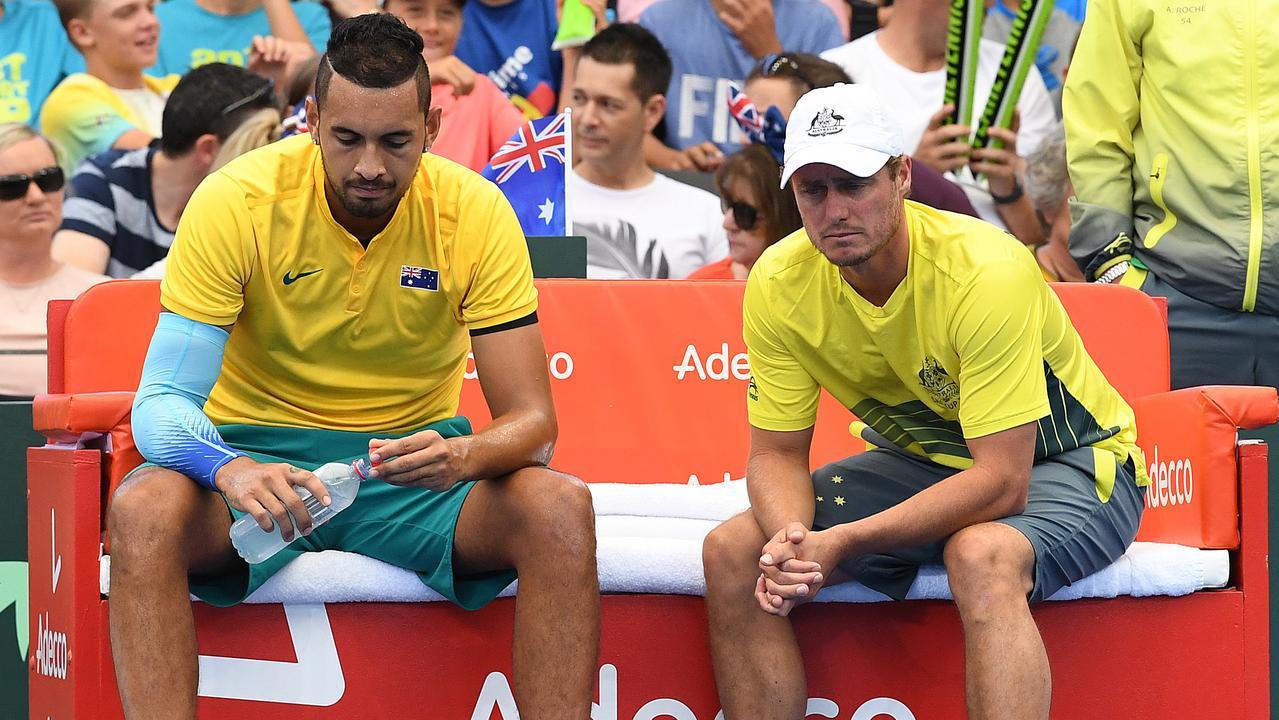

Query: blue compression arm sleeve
left=131, top=312, right=244, bottom=491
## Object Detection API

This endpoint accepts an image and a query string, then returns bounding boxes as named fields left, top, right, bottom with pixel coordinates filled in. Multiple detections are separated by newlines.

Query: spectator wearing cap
left=638, top=0, right=843, bottom=171
left=0, top=0, right=85, bottom=127
left=701, top=82, right=1146, bottom=720
left=42, top=0, right=180, bottom=174
left=568, top=23, right=727, bottom=279
left=385, top=0, right=526, bottom=171
left=53, top=63, right=281, bottom=278
left=821, top=0, right=1056, bottom=246
left=0, top=123, right=106, bottom=398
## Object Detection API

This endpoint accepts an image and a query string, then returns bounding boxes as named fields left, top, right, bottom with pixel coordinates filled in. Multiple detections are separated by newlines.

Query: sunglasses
left=221, top=79, right=275, bottom=116
left=0, top=166, right=65, bottom=202
left=722, top=198, right=760, bottom=231
left=760, top=53, right=815, bottom=90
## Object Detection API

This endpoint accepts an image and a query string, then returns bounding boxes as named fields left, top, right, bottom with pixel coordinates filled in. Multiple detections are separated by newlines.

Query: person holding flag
left=481, top=109, right=570, bottom=235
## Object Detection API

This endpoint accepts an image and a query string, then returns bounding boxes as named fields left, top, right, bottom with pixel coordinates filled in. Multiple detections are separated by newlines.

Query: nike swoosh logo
left=283, top=269, right=323, bottom=285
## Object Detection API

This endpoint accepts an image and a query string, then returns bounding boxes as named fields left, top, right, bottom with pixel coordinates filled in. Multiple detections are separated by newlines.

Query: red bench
left=28, top=279, right=1274, bottom=719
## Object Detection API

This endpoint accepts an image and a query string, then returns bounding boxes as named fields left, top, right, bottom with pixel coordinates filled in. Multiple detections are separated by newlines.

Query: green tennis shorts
left=810, top=445, right=1146, bottom=602
left=179, top=417, right=516, bottom=609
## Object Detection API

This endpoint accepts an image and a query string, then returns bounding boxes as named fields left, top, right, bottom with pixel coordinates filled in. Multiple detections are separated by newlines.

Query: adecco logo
left=464, top=351, right=575, bottom=381
left=35, top=508, right=68, bottom=680
left=471, top=665, right=917, bottom=719
left=1142, top=445, right=1194, bottom=509
left=673, top=343, right=750, bottom=381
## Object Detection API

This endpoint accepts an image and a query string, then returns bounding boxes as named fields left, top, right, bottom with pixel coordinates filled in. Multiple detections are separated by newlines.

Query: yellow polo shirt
left=162, top=134, right=538, bottom=432
left=744, top=201, right=1146, bottom=499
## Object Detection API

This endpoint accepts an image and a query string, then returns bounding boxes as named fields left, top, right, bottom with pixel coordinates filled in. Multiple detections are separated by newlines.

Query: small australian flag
left=400, top=265, right=439, bottom=291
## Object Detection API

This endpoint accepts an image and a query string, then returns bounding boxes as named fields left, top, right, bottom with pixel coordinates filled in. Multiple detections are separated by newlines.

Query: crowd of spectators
left=0, top=0, right=1276, bottom=392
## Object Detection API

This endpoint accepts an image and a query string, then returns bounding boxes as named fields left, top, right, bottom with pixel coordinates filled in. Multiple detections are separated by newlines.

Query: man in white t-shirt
left=821, top=0, right=1055, bottom=245
left=567, top=23, right=727, bottom=279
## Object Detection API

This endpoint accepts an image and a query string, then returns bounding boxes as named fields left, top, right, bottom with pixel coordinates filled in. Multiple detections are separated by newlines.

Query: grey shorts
left=810, top=446, right=1145, bottom=602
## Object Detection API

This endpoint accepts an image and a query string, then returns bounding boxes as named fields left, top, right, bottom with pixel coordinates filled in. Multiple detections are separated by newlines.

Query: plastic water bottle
left=230, top=458, right=372, bottom=564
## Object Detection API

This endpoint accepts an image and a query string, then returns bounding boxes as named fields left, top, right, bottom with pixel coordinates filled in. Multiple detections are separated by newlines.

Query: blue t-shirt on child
left=640, top=0, right=843, bottom=153
left=149, top=0, right=331, bottom=76
left=453, top=0, right=561, bottom=118
left=0, top=0, right=85, bottom=127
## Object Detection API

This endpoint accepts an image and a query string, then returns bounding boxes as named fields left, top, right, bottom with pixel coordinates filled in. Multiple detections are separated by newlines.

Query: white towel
left=97, top=482, right=1229, bottom=604
left=589, top=480, right=750, bottom=521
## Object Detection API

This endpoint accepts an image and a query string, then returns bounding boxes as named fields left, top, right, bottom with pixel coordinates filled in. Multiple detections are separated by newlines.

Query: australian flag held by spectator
left=481, top=112, right=568, bottom=235
left=726, top=83, right=764, bottom=145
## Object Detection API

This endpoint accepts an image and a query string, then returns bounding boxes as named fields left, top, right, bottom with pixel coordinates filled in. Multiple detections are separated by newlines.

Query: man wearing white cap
left=701, top=83, right=1148, bottom=719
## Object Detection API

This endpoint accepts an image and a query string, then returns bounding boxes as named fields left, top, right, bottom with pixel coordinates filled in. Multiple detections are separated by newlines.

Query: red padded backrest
left=58, top=280, right=161, bottom=394
left=51, top=279, right=1171, bottom=484
left=1050, top=282, right=1170, bottom=399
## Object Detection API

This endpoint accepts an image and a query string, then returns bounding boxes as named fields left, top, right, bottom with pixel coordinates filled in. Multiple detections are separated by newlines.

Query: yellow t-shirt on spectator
left=40, top=72, right=179, bottom=173
left=161, top=134, right=538, bottom=433
left=744, top=200, right=1146, bottom=498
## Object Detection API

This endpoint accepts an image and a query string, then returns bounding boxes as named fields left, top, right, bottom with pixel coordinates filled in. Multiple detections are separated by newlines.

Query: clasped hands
left=755, top=522, right=842, bottom=617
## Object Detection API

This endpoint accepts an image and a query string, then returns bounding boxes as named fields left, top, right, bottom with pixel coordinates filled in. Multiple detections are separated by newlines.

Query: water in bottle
left=230, top=458, right=372, bottom=564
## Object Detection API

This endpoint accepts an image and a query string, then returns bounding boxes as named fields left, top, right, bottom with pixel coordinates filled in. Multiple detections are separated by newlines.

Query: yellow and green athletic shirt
left=1064, top=0, right=1279, bottom=314
left=161, top=134, right=538, bottom=433
left=39, top=72, right=179, bottom=175
left=744, top=201, right=1148, bottom=499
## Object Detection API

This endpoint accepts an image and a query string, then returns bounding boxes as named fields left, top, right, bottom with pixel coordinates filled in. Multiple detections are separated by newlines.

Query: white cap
left=779, top=83, right=905, bottom=188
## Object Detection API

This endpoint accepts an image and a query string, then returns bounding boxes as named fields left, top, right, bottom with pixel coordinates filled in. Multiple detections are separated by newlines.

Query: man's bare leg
left=945, top=522, right=1049, bottom=720
left=107, top=467, right=241, bottom=720
left=703, top=511, right=807, bottom=720
left=452, top=467, right=600, bottom=719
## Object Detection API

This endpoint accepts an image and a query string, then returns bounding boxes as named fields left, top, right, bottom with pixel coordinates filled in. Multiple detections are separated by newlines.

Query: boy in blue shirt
left=0, top=0, right=85, bottom=126
left=453, top=0, right=561, bottom=117
left=150, top=0, right=329, bottom=76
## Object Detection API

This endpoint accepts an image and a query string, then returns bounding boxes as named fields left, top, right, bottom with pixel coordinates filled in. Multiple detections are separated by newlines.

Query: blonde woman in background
left=0, top=123, right=106, bottom=398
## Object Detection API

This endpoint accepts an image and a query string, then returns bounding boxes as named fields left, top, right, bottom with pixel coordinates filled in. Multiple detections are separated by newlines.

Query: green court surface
left=0, top=402, right=39, bottom=719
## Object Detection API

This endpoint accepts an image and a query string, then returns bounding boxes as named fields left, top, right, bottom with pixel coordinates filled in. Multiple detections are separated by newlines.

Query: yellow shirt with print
left=744, top=200, right=1147, bottom=499
left=40, top=73, right=179, bottom=174
left=161, top=134, right=538, bottom=433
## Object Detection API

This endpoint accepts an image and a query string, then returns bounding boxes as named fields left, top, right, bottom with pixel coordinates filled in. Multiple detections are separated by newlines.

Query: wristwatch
left=990, top=180, right=1024, bottom=205
left=1095, top=260, right=1131, bottom=284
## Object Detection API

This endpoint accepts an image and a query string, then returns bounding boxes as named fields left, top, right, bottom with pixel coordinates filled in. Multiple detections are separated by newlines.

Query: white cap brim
left=779, top=143, right=892, bottom=189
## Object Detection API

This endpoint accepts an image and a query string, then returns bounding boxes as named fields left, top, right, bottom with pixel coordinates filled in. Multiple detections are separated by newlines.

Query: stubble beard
left=819, top=199, right=903, bottom=268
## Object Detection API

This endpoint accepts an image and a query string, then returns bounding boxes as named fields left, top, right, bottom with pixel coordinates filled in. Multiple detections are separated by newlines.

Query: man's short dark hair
left=160, top=63, right=278, bottom=156
left=315, top=13, right=431, bottom=113
left=579, top=24, right=671, bottom=102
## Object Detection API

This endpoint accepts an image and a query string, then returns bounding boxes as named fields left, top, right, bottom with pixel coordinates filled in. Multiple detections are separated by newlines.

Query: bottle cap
left=352, top=458, right=372, bottom=480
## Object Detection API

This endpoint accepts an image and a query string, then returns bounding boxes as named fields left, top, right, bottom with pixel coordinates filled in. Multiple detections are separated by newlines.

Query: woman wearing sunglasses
left=688, top=144, right=803, bottom=280
left=0, top=123, right=106, bottom=399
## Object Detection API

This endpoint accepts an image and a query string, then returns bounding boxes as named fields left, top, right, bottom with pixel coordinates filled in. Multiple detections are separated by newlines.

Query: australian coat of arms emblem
left=918, top=356, right=959, bottom=410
